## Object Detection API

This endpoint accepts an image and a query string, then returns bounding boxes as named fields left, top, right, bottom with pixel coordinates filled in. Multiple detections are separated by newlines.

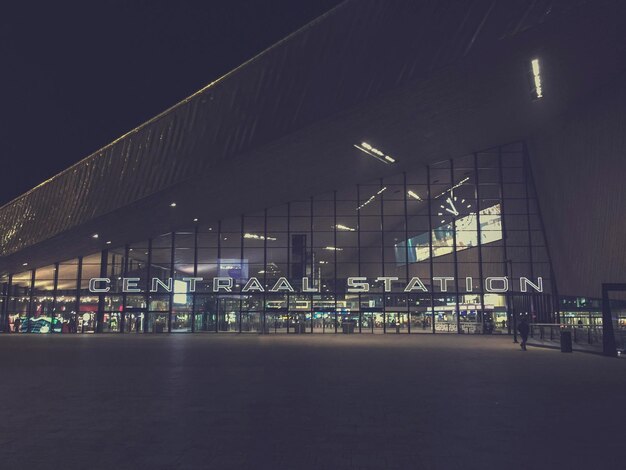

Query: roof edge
left=0, top=0, right=349, bottom=213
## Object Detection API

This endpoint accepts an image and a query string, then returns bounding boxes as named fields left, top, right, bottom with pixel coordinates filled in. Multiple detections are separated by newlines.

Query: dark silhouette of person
left=13, top=317, right=21, bottom=333
left=518, top=316, right=530, bottom=351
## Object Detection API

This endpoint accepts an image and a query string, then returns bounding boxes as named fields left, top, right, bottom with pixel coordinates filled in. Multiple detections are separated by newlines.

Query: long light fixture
left=357, top=186, right=387, bottom=211
left=324, top=246, right=343, bottom=251
left=530, top=58, right=543, bottom=99
left=407, top=190, right=422, bottom=201
left=334, top=224, right=356, bottom=232
left=354, top=142, right=397, bottom=164
left=434, top=177, right=470, bottom=199
left=244, top=233, right=277, bottom=241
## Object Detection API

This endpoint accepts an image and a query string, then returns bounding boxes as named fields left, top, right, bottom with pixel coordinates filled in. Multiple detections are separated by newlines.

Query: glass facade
left=0, top=142, right=560, bottom=335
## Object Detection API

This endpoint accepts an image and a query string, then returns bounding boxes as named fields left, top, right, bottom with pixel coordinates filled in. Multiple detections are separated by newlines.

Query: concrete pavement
left=0, top=334, right=623, bottom=469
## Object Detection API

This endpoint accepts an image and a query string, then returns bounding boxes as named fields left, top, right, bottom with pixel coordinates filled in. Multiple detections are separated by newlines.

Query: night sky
left=0, top=0, right=343, bottom=206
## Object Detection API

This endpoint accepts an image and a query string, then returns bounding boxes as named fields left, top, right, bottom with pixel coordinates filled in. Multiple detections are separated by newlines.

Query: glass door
left=311, top=309, right=335, bottom=333
left=409, top=295, right=433, bottom=333
left=385, top=311, right=409, bottom=333
left=265, top=309, right=288, bottom=333
left=361, top=308, right=381, bottom=333
left=288, top=312, right=310, bottom=333
left=241, top=311, right=261, bottom=333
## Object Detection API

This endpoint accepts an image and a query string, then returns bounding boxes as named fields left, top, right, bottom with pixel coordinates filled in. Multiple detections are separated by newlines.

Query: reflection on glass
left=395, top=204, right=502, bottom=264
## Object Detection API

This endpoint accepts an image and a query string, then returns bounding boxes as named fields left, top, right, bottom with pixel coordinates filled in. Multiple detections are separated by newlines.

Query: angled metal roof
left=1, top=0, right=621, bottom=282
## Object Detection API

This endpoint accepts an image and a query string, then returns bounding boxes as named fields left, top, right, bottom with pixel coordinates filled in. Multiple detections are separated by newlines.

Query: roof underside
left=1, top=0, right=624, bottom=276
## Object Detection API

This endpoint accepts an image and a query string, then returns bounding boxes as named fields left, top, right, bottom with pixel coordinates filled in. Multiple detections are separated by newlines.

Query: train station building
left=1, top=0, right=625, bottom=335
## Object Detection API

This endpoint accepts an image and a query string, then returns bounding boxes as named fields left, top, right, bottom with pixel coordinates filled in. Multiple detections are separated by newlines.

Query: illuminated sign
left=88, top=276, right=543, bottom=293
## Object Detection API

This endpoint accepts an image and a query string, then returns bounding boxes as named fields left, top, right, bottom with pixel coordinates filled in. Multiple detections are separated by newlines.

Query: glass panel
left=0, top=142, right=554, bottom=336
left=147, top=312, right=168, bottom=333
left=410, top=295, right=433, bottom=333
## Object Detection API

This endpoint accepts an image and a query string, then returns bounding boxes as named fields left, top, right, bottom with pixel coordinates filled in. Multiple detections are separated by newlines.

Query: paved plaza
left=0, top=334, right=624, bottom=469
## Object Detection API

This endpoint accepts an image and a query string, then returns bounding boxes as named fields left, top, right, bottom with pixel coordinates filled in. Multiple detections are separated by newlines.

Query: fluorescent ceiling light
left=407, top=190, right=422, bottom=201
left=334, top=224, right=355, bottom=232
left=434, top=177, right=470, bottom=199
left=354, top=142, right=397, bottom=164
left=244, top=233, right=277, bottom=241
left=530, top=58, right=543, bottom=99
left=357, top=186, right=387, bottom=211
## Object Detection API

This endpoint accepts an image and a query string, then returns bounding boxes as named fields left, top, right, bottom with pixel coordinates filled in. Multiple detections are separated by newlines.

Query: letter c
left=89, top=278, right=110, bottom=293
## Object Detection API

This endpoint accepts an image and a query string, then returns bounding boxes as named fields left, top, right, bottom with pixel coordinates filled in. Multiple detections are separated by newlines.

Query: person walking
left=518, top=316, right=530, bottom=351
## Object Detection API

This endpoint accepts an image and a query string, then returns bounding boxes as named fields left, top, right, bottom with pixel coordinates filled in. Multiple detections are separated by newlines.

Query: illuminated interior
left=0, top=142, right=560, bottom=335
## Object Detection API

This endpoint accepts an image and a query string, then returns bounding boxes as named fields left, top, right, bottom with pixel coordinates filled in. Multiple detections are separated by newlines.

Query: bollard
left=560, top=331, right=573, bottom=353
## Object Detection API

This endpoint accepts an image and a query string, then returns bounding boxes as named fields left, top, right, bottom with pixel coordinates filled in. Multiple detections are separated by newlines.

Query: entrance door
left=312, top=312, right=324, bottom=332
left=312, top=309, right=336, bottom=333
left=385, top=312, right=409, bottom=333
left=373, top=312, right=385, bottom=334
left=265, top=310, right=288, bottom=333
left=288, top=312, right=310, bottom=333
left=361, top=309, right=382, bottom=333
left=241, top=311, right=261, bottom=333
